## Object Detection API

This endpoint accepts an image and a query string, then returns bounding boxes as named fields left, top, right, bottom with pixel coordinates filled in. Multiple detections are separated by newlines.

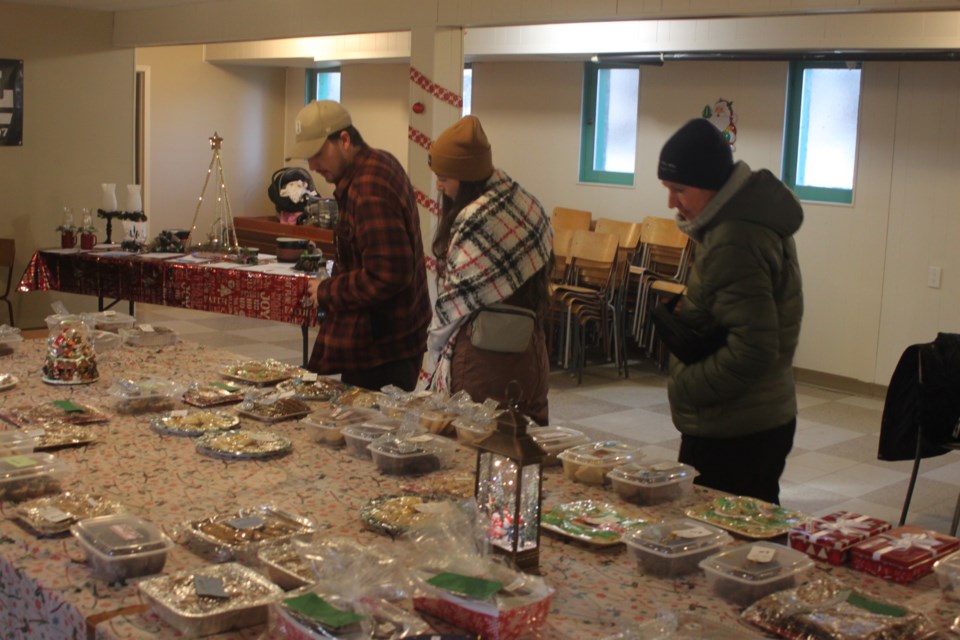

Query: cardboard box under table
left=788, top=510, right=892, bottom=565
left=849, top=525, right=960, bottom=583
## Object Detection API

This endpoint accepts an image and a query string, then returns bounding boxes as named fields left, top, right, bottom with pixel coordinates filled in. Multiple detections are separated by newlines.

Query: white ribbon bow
left=807, top=513, right=874, bottom=541
left=871, top=532, right=941, bottom=561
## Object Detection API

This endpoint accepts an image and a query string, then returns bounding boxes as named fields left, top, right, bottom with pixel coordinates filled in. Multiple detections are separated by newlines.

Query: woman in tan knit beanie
left=421, top=115, right=554, bottom=424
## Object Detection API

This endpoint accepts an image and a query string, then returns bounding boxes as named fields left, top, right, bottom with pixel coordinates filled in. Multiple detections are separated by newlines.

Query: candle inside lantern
left=101, top=183, right=117, bottom=211
left=126, top=184, right=143, bottom=212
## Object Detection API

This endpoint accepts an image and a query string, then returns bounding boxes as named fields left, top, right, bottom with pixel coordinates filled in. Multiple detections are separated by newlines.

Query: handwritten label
left=747, top=545, right=776, bottom=563
left=109, top=524, right=143, bottom=542
left=226, top=515, right=266, bottom=530
left=194, top=575, right=231, bottom=599
left=139, top=324, right=155, bottom=332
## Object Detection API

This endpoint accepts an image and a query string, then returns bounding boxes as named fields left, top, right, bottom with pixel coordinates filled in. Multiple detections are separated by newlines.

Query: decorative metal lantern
left=474, top=396, right=544, bottom=572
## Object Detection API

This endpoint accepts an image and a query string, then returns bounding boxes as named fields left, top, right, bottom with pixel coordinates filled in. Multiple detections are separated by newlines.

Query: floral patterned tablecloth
left=0, top=340, right=957, bottom=640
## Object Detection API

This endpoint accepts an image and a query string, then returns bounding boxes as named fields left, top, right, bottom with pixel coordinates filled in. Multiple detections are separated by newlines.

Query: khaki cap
left=286, top=100, right=352, bottom=160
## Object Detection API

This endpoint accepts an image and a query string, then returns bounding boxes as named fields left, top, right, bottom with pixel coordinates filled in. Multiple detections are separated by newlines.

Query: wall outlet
left=928, top=266, right=942, bottom=289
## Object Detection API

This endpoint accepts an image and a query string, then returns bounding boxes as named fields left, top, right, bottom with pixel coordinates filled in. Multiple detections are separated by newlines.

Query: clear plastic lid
left=529, top=426, right=589, bottom=449
left=608, top=461, right=697, bottom=487
left=699, top=541, right=813, bottom=583
left=557, top=440, right=641, bottom=467
left=935, top=550, right=960, bottom=575
left=624, top=518, right=730, bottom=558
left=341, top=423, right=398, bottom=443
left=369, top=433, right=455, bottom=458
left=0, top=452, right=69, bottom=481
left=0, top=431, right=38, bottom=455
left=73, top=513, right=170, bottom=556
left=83, top=310, right=136, bottom=328
left=107, top=377, right=185, bottom=400
left=0, top=324, right=23, bottom=343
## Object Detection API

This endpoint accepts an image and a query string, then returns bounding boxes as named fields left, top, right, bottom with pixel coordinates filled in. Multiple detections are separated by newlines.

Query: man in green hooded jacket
left=657, top=118, right=804, bottom=504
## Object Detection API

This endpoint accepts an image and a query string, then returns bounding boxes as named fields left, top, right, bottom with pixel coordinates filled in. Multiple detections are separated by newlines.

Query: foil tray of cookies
left=334, top=387, right=384, bottom=410
left=139, top=562, right=283, bottom=637
left=151, top=410, right=240, bottom=437
left=276, top=374, right=345, bottom=401
left=257, top=539, right=315, bottom=590
left=16, top=491, right=124, bottom=536
left=219, top=360, right=299, bottom=386
left=195, top=429, right=292, bottom=460
left=685, top=495, right=807, bottom=539
left=182, top=381, right=246, bottom=408
left=182, top=505, right=318, bottom=563
left=360, top=494, right=460, bottom=538
left=541, top=500, right=649, bottom=546
left=237, top=396, right=312, bottom=423
left=0, top=401, right=110, bottom=429
left=31, top=424, right=98, bottom=450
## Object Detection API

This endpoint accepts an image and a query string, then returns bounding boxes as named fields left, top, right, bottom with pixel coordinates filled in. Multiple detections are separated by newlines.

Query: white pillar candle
left=101, top=183, right=117, bottom=211
left=126, top=184, right=142, bottom=212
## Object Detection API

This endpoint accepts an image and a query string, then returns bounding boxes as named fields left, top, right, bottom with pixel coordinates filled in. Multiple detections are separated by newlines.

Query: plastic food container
left=624, top=518, right=731, bottom=577
left=608, top=461, right=697, bottom=505
left=107, top=377, right=185, bottom=415
left=0, top=325, right=23, bottom=355
left=0, top=431, right=38, bottom=457
left=139, top=562, right=282, bottom=636
left=119, top=325, right=179, bottom=347
left=84, top=310, right=136, bottom=333
left=699, top=541, right=814, bottom=606
left=557, top=441, right=641, bottom=485
left=369, top=433, right=457, bottom=475
left=453, top=415, right=496, bottom=445
left=72, top=513, right=172, bottom=580
left=91, top=329, right=122, bottom=352
left=0, top=452, right=70, bottom=502
left=299, top=407, right=377, bottom=446
left=341, top=423, right=398, bottom=459
left=529, top=426, right=590, bottom=466
left=934, top=550, right=960, bottom=601
left=44, top=313, right=83, bottom=331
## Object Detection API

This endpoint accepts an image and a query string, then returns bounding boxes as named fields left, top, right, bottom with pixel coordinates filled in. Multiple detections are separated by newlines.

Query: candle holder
left=97, top=209, right=148, bottom=244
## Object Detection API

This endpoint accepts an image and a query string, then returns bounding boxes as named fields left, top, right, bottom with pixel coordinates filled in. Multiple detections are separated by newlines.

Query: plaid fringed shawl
left=420, top=169, right=552, bottom=392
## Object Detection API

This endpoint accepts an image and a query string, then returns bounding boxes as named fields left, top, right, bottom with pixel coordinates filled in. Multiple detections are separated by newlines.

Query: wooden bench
left=233, top=216, right=335, bottom=257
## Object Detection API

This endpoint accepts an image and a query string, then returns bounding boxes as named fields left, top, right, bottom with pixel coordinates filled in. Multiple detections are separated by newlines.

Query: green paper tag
left=52, top=400, right=85, bottom=413
left=210, top=381, right=240, bottom=392
left=847, top=592, right=907, bottom=617
left=282, top=593, right=365, bottom=628
left=4, top=455, right=38, bottom=469
left=427, top=572, right=503, bottom=599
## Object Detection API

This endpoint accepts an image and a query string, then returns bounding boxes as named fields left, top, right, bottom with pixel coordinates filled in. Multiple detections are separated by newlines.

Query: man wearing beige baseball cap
left=288, top=100, right=431, bottom=392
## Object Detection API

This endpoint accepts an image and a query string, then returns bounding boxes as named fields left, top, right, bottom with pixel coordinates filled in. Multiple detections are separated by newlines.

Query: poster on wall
left=0, top=59, right=24, bottom=147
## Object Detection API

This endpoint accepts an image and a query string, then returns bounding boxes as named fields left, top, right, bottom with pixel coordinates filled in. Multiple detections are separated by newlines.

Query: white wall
left=135, top=45, right=286, bottom=235
left=0, top=5, right=136, bottom=327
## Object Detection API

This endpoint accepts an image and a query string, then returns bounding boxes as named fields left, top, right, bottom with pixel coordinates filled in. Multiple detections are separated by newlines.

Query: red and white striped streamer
left=410, top=66, right=463, bottom=108
left=408, top=125, right=432, bottom=152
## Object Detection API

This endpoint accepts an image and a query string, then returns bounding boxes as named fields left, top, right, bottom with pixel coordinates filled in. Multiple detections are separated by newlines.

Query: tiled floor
left=136, top=303, right=960, bottom=534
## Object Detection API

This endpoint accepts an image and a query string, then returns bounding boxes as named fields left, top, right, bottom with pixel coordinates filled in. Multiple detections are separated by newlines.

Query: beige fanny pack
left=470, top=303, right=536, bottom=353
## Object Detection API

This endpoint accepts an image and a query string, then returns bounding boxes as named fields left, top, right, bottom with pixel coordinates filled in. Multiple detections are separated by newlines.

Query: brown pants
left=450, top=323, right=550, bottom=425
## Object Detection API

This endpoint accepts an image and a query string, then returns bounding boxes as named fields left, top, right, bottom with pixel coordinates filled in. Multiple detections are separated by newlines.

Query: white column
left=407, top=26, right=464, bottom=304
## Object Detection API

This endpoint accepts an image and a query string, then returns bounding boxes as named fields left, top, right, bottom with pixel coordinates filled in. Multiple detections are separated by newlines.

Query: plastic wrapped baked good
left=237, top=390, right=312, bottom=423
left=181, top=504, right=318, bottom=563
left=0, top=401, right=109, bottom=428
left=624, top=518, right=731, bottom=577
left=16, top=491, right=124, bottom=535
left=0, top=452, right=70, bottom=502
left=360, top=494, right=461, bottom=538
left=106, top=377, right=185, bottom=415
left=741, top=577, right=937, bottom=639
left=276, top=373, right=345, bottom=401
left=72, top=513, right=172, bottom=581
left=219, top=359, right=299, bottom=386
left=183, top=381, right=245, bottom=407
left=699, top=541, right=814, bottom=606
left=195, top=429, right=292, bottom=460
left=556, top=441, right=641, bottom=485
left=151, top=409, right=239, bottom=437
left=139, top=562, right=283, bottom=636
left=934, top=550, right=960, bottom=601
left=257, top=539, right=315, bottom=590
left=541, top=500, right=647, bottom=546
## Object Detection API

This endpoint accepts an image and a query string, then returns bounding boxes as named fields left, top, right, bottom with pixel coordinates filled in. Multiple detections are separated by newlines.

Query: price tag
left=37, top=506, right=72, bottom=523
left=301, top=372, right=318, bottom=382
left=53, top=400, right=85, bottom=413
left=139, top=324, right=155, bottom=332
left=169, top=410, right=188, bottom=418
left=227, top=515, right=266, bottom=529
left=102, top=310, right=116, bottom=317
left=673, top=526, right=712, bottom=539
left=110, top=524, right=143, bottom=542
left=4, top=455, right=38, bottom=469
left=747, top=545, right=776, bottom=563
left=194, top=575, right=231, bottom=599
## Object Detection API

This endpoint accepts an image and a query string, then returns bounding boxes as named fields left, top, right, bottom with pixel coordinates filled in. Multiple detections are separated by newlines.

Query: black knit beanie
left=658, top=118, right=734, bottom=190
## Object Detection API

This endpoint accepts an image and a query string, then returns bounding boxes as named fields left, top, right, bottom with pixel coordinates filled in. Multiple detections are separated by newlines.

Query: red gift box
left=413, top=589, right=552, bottom=640
left=788, top=511, right=891, bottom=565
left=849, top=525, right=960, bottom=583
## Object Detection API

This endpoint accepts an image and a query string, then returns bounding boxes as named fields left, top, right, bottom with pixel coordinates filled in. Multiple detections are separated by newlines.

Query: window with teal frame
left=782, top=61, right=862, bottom=204
left=579, top=62, right=639, bottom=186
left=305, top=68, right=342, bottom=103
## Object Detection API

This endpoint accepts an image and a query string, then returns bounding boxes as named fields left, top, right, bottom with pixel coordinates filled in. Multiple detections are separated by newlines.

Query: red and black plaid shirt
left=309, top=146, right=431, bottom=374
